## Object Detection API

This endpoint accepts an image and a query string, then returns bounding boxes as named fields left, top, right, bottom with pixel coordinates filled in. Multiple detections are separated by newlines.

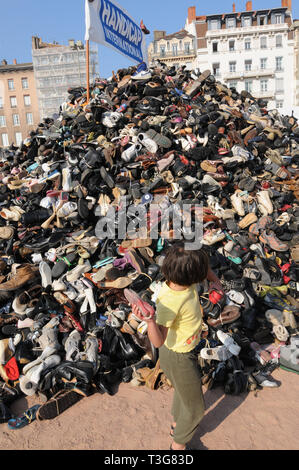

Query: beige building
left=0, top=60, right=40, bottom=148
left=148, top=29, right=197, bottom=69
left=32, top=36, right=99, bottom=120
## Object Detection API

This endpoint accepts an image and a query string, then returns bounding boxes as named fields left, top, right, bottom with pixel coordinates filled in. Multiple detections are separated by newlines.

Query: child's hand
left=131, top=304, right=155, bottom=323
left=132, top=304, right=143, bottom=321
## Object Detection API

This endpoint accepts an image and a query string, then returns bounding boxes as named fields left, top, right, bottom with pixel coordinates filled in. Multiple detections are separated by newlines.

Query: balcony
left=224, top=68, right=275, bottom=80
left=150, top=49, right=197, bottom=60
left=254, top=90, right=275, bottom=98
left=206, top=22, right=288, bottom=38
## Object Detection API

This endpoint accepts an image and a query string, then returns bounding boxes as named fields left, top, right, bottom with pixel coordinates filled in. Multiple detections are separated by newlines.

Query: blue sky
left=1, top=1, right=298, bottom=78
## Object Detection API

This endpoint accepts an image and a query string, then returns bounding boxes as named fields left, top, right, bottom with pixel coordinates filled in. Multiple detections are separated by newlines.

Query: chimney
left=287, top=0, right=292, bottom=10
left=13, top=59, right=17, bottom=65
left=154, top=30, right=166, bottom=41
left=246, top=1, right=252, bottom=11
left=188, top=6, right=196, bottom=24
left=233, top=3, right=236, bottom=12
left=1, top=59, right=7, bottom=65
left=281, top=0, right=287, bottom=6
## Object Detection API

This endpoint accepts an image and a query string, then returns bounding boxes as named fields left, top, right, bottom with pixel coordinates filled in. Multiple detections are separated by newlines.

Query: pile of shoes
left=0, top=61, right=299, bottom=424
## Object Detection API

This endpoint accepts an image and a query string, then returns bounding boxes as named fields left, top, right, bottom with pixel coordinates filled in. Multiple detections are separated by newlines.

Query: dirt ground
left=0, top=367, right=298, bottom=451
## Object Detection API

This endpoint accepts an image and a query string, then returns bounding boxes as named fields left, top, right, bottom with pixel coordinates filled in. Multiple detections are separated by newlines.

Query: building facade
left=148, top=29, right=197, bottom=70
left=184, top=1, right=295, bottom=112
left=0, top=60, right=40, bottom=148
left=32, top=37, right=99, bottom=120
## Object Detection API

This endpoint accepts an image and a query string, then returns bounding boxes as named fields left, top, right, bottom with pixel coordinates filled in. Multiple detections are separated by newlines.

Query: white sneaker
left=256, top=191, right=273, bottom=215
left=131, top=70, right=151, bottom=80
left=121, top=143, right=142, bottom=162
left=217, top=331, right=241, bottom=356
left=138, top=133, right=158, bottom=153
left=39, top=261, right=52, bottom=289
left=101, top=111, right=121, bottom=128
left=62, top=167, right=72, bottom=192
left=200, top=345, right=232, bottom=361
left=231, top=192, right=245, bottom=216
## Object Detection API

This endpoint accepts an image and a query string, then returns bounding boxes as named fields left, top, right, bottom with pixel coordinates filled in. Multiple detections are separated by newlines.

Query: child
left=132, top=242, right=223, bottom=451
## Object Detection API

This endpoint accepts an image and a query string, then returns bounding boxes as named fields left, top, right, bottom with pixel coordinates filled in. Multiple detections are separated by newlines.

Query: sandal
left=170, top=444, right=193, bottom=451
left=8, top=404, right=41, bottom=429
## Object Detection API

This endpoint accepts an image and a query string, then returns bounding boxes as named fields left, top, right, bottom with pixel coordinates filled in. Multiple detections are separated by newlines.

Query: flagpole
left=86, top=39, right=90, bottom=103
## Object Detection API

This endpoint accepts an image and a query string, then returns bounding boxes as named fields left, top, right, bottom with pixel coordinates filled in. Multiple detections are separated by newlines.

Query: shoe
left=37, top=389, right=83, bottom=421
left=200, top=345, right=232, bottom=361
left=0, top=265, right=39, bottom=292
left=216, top=331, right=241, bottom=356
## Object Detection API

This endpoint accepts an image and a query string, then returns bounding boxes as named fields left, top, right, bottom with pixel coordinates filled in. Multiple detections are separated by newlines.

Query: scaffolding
left=32, top=40, right=99, bottom=120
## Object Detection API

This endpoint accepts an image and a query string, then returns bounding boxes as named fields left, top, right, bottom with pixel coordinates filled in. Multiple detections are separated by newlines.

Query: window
left=276, top=78, right=284, bottom=92
left=21, top=78, right=29, bottom=89
left=245, top=38, right=251, bottom=50
left=260, top=37, right=267, bottom=49
left=12, top=114, right=20, bottom=126
left=179, top=40, right=183, bottom=50
left=276, top=35, right=283, bottom=48
left=160, top=46, right=166, bottom=57
left=0, top=97, right=3, bottom=109
left=260, top=58, right=267, bottom=70
left=276, top=100, right=283, bottom=109
left=259, top=15, right=267, bottom=26
left=260, top=79, right=268, bottom=92
left=276, top=57, right=283, bottom=71
left=245, top=80, right=253, bottom=93
left=243, top=17, right=252, bottom=27
left=172, top=44, right=178, bottom=56
left=167, top=42, right=170, bottom=51
left=227, top=17, right=236, bottom=28
left=229, top=81, right=238, bottom=89
left=0, top=116, right=6, bottom=127
left=245, top=60, right=252, bottom=72
left=212, top=42, right=218, bottom=53
left=210, top=19, right=220, bottom=30
left=229, top=40, right=235, bottom=51
left=26, top=112, right=33, bottom=125
left=212, top=63, right=220, bottom=77
left=274, top=14, right=282, bottom=24
left=24, top=95, right=31, bottom=106
left=8, top=79, right=14, bottom=90
left=1, top=133, right=9, bottom=147
left=185, top=42, right=191, bottom=54
left=10, top=96, right=17, bottom=108
left=229, top=61, right=236, bottom=73
left=15, top=132, right=22, bottom=146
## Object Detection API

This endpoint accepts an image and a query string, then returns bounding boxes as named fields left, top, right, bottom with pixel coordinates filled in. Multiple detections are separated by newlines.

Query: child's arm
left=132, top=304, right=168, bottom=348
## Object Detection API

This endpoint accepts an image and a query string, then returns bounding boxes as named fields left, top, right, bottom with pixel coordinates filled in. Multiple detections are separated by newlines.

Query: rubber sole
left=36, top=390, right=83, bottom=421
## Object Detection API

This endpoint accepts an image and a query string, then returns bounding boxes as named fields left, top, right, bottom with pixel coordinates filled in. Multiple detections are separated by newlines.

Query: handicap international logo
left=99, top=0, right=144, bottom=63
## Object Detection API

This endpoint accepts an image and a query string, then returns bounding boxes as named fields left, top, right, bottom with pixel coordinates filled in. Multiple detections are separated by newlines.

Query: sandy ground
left=0, top=367, right=298, bottom=451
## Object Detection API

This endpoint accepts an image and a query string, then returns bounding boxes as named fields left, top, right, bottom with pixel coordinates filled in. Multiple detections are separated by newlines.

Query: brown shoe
left=0, top=264, right=39, bottom=292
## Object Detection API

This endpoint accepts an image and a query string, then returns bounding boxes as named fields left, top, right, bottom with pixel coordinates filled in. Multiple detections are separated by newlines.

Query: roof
left=0, top=63, right=33, bottom=73
left=158, top=29, right=195, bottom=41
left=206, top=7, right=288, bottom=20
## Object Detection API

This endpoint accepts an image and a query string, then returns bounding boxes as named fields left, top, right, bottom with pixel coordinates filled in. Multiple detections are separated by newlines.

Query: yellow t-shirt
left=155, top=282, right=203, bottom=353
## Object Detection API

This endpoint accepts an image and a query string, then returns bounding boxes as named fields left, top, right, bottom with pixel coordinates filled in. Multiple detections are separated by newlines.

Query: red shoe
left=124, top=288, right=155, bottom=320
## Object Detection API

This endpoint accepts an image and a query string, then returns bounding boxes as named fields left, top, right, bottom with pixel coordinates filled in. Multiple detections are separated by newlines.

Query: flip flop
left=8, top=405, right=41, bottom=430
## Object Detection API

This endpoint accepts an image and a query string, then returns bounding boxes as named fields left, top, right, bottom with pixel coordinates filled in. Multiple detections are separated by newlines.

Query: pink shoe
left=124, top=289, right=155, bottom=320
